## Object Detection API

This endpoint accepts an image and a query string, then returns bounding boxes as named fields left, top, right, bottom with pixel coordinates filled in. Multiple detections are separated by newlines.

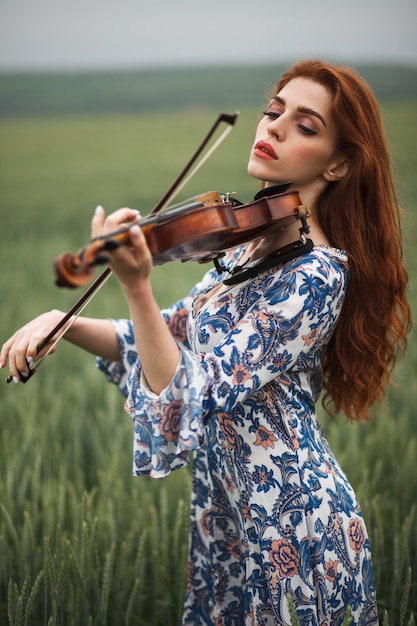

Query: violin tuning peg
left=102, top=240, right=121, bottom=252
left=94, top=254, right=111, bottom=266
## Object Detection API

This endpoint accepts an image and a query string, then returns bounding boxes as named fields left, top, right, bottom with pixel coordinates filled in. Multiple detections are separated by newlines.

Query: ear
left=323, top=157, right=349, bottom=182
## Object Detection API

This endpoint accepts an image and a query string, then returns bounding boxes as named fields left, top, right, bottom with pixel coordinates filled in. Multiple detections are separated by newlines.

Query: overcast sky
left=0, top=0, right=416, bottom=70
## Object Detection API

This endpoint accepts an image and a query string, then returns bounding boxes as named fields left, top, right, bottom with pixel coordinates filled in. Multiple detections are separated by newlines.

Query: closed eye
left=264, top=109, right=319, bottom=136
left=263, top=110, right=280, bottom=120
left=299, top=124, right=318, bottom=136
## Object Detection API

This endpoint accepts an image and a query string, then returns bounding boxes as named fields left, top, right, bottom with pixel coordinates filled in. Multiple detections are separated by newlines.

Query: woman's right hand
left=0, top=309, right=67, bottom=383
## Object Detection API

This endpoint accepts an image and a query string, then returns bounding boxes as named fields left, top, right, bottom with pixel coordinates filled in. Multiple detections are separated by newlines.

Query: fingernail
left=21, top=371, right=29, bottom=378
left=13, top=376, right=19, bottom=384
left=95, top=205, right=104, bottom=215
left=27, top=356, right=33, bottom=363
left=130, top=225, right=140, bottom=235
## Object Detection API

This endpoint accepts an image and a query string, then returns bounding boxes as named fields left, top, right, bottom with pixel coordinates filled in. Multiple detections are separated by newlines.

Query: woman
left=1, top=60, right=411, bottom=625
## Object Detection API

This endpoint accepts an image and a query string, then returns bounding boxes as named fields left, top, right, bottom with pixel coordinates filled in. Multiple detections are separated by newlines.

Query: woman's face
left=247, top=77, right=343, bottom=201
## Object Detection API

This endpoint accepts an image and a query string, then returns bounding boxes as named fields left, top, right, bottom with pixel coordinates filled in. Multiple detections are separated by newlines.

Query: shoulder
left=256, top=245, right=349, bottom=308
left=282, top=245, right=349, bottom=280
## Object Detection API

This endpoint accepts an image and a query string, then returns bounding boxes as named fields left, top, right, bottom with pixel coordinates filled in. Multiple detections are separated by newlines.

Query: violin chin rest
left=253, top=182, right=292, bottom=200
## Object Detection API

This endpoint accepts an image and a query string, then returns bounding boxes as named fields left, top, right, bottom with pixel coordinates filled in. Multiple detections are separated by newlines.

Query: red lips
left=254, top=140, right=277, bottom=160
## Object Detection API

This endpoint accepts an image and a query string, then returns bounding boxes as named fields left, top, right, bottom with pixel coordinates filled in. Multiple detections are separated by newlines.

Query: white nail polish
left=13, top=376, right=19, bottom=384
left=95, top=205, right=104, bottom=215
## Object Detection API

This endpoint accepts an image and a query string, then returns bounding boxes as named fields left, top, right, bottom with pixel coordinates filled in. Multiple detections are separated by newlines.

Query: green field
left=1, top=63, right=417, bottom=118
left=0, top=85, right=416, bottom=623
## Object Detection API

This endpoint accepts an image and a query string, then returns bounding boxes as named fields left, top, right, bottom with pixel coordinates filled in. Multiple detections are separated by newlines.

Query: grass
left=0, top=102, right=416, bottom=624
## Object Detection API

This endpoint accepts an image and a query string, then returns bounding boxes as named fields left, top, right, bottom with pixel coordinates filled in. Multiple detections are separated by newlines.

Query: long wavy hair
left=275, top=60, right=411, bottom=421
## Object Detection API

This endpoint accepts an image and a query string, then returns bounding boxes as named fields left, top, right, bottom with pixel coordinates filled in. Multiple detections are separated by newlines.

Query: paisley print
left=97, top=245, right=378, bottom=625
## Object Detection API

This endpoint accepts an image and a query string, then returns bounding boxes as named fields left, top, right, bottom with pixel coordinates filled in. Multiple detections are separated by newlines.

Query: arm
left=89, top=206, right=182, bottom=394
left=64, top=315, right=120, bottom=359
left=0, top=310, right=120, bottom=382
left=123, top=279, right=181, bottom=394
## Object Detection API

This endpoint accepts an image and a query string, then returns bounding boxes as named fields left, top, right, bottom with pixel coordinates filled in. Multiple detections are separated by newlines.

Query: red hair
left=275, top=60, right=411, bottom=421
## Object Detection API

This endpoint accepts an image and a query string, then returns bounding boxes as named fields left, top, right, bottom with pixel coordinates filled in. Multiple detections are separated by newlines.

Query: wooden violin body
left=54, top=186, right=309, bottom=288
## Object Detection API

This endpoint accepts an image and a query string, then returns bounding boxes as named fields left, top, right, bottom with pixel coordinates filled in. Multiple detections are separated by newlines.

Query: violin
left=54, top=185, right=309, bottom=289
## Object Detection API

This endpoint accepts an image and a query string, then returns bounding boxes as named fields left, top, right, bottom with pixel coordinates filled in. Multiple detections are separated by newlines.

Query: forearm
left=124, top=280, right=181, bottom=395
left=64, top=315, right=121, bottom=361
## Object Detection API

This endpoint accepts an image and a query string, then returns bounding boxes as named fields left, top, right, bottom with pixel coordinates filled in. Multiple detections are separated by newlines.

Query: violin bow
left=150, top=112, right=239, bottom=215
left=6, top=111, right=239, bottom=383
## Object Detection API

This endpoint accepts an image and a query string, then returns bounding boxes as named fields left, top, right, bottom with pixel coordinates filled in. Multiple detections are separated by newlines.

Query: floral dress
left=97, top=245, right=378, bottom=626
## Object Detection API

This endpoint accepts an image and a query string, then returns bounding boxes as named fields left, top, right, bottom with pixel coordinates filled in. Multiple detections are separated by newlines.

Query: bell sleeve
left=96, top=263, right=223, bottom=396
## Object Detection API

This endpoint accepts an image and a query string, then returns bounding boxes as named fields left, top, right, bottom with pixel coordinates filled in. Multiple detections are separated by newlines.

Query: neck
left=246, top=219, right=302, bottom=261
left=244, top=214, right=329, bottom=264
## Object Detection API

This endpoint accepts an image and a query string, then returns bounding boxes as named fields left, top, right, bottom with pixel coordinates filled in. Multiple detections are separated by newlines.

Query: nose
left=266, top=114, right=285, bottom=141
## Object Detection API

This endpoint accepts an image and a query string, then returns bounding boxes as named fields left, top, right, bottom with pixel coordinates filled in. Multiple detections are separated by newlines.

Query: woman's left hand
left=91, top=205, right=153, bottom=292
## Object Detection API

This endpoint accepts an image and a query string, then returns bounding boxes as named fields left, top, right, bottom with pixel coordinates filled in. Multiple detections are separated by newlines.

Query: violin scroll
left=54, top=226, right=132, bottom=288
left=54, top=252, right=96, bottom=288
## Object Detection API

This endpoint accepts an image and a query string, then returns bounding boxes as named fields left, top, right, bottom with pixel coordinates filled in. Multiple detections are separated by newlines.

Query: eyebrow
left=273, top=95, right=327, bottom=127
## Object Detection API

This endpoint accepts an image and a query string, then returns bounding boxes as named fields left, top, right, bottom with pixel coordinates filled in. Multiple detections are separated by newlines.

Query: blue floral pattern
left=97, top=245, right=378, bottom=625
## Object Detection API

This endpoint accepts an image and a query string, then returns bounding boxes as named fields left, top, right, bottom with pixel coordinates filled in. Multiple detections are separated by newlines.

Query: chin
left=247, top=162, right=269, bottom=183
